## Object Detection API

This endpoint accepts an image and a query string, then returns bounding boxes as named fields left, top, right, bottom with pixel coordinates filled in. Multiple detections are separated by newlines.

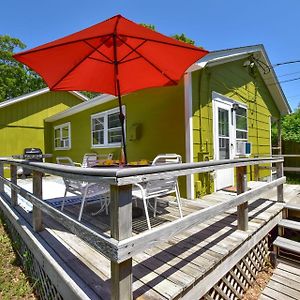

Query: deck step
left=278, top=219, right=300, bottom=231
left=273, top=236, right=300, bottom=254
left=285, top=203, right=300, bottom=212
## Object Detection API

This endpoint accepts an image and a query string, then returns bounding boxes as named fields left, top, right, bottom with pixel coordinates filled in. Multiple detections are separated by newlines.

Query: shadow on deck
left=1, top=178, right=297, bottom=299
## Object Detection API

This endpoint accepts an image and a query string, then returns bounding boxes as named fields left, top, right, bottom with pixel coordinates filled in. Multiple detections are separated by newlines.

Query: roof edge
left=0, top=88, right=88, bottom=109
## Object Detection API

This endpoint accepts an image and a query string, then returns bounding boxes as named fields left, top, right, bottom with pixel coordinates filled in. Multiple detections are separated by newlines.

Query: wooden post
left=0, top=162, right=4, bottom=193
left=32, top=170, right=44, bottom=232
left=236, top=166, right=248, bottom=231
left=10, top=164, right=18, bottom=207
left=276, top=161, right=284, bottom=203
left=110, top=184, right=133, bottom=300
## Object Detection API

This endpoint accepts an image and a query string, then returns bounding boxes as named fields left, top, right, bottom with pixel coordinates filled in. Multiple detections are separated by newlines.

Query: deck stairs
left=273, top=202, right=300, bottom=259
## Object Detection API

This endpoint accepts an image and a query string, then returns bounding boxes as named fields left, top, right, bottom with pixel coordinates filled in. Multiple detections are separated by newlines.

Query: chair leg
left=175, top=182, right=183, bottom=218
left=61, top=188, right=67, bottom=211
left=142, top=196, right=152, bottom=230
left=78, top=188, right=88, bottom=221
left=153, top=198, right=158, bottom=218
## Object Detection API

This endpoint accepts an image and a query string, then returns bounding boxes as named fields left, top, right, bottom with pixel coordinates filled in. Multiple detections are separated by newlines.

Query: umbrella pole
left=117, top=92, right=127, bottom=165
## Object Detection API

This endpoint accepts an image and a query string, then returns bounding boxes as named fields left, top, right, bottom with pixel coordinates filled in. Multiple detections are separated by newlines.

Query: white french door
left=213, top=99, right=235, bottom=190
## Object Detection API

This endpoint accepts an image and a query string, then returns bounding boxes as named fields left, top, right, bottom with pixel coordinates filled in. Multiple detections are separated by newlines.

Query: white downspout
left=184, top=72, right=194, bottom=199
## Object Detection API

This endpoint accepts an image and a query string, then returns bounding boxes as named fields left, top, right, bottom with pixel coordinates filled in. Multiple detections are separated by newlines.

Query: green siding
left=192, top=59, right=280, bottom=197
left=47, top=85, right=187, bottom=194
left=0, top=91, right=82, bottom=176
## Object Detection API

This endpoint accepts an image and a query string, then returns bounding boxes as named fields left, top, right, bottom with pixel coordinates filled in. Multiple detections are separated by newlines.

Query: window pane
left=236, top=115, right=247, bottom=130
left=108, top=128, right=122, bottom=143
left=219, top=137, right=229, bottom=159
left=236, top=131, right=247, bottom=139
left=108, top=113, right=120, bottom=129
left=236, top=107, right=246, bottom=117
left=62, top=126, right=69, bottom=138
left=218, top=108, right=229, bottom=137
left=55, top=139, right=60, bottom=148
left=93, top=131, right=104, bottom=145
left=93, top=117, right=104, bottom=131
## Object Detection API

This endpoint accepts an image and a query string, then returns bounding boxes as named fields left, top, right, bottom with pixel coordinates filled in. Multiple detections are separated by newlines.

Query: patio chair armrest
left=73, top=162, right=82, bottom=167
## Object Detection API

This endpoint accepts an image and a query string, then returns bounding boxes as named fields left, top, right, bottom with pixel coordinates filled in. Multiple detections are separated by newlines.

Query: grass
left=0, top=215, right=37, bottom=300
left=286, top=173, right=300, bottom=184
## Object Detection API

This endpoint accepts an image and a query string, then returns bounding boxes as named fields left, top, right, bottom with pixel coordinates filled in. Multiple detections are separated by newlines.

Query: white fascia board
left=45, top=94, right=116, bottom=122
left=0, top=87, right=50, bottom=109
left=0, top=88, right=87, bottom=109
left=69, top=91, right=89, bottom=102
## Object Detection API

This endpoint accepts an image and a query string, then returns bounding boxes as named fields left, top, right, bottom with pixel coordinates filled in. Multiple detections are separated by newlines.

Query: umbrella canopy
left=14, top=14, right=209, bottom=163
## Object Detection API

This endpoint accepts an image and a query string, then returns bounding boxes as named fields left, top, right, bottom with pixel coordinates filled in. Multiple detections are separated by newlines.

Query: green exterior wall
left=46, top=84, right=187, bottom=193
left=192, top=59, right=280, bottom=197
left=0, top=91, right=83, bottom=176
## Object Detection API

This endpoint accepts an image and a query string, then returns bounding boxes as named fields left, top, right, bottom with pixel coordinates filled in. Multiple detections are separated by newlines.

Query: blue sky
left=2, top=0, right=300, bottom=110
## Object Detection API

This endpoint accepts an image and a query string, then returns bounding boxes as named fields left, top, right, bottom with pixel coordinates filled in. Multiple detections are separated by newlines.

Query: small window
left=54, top=122, right=71, bottom=150
left=235, top=107, right=248, bottom=154
left=91, top=107, right=124, bottom=148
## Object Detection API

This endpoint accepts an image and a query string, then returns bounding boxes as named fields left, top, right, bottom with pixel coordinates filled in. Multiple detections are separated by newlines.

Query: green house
left=44, top=45, right=291, bottom=198
left=1, top=88, right=87, bottom=175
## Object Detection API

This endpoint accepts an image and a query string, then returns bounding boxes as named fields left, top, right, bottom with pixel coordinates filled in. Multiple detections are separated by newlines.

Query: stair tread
left=274, top=236, right=300, bottom=254
left=285, top=203, right=300, bottom=212
left=279, top=219, right=300, bottom=231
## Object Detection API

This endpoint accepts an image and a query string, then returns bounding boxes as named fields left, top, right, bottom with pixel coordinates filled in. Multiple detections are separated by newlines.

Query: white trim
left=45, top=94, right=116, bottom=122
left=0, top=88, right=87, bottom=109
left=90, top=106, right=125, bottom=149
left=188, top=45, right=291, bottom=115
left=54, top=122, right=71, bottom=150
left=184, top=73, right=194, bottom=199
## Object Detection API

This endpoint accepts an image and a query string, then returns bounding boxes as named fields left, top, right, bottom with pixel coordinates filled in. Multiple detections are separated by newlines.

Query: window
left=54, top=122, right=71, bottom=150
left=91, top=107, right=124, bottom=148
left=235, top=106, right=248, bottom=154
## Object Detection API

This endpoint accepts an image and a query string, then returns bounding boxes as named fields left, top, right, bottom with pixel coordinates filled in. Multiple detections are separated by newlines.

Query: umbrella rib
left=84, top=40, right=114, bottom=64
left=88, top=57, right=112, bottom=64
left=120, top=33, right=208, bottom=52
left=121, top=38, right=177, bottom=85
left=15, top=34, right=112, bottom=56
left=117, top=38, right=147, bottom=63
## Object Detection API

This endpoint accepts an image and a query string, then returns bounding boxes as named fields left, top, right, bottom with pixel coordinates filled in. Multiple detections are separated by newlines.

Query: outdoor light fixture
left=232, top=103, right=240, bottom=111
left=243, top=60, right=255, bottom=68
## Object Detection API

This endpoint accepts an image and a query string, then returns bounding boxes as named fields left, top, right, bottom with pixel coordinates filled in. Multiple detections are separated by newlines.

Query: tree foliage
left=171, top=33, right=195, bottom=45
left=281, top=108, right=300, bottom=143
left=140, top=24, right=199, bottom=46
left=0, top=35, right=46, bottom=102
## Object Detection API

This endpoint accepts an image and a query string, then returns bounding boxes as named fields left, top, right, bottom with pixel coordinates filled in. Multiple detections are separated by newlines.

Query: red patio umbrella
left=14, top=14, right=208, bottom=164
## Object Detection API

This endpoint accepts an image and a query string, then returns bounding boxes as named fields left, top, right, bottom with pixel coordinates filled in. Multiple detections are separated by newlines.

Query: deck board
left=260, top=261, right=300, bottom=300
left=2, top=180, right=300, bottom=299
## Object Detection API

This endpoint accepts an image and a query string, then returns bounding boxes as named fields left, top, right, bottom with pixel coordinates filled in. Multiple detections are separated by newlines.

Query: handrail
left=0, top=156, right=285, bottom=299
left=0, top=157, right=283, bottom=186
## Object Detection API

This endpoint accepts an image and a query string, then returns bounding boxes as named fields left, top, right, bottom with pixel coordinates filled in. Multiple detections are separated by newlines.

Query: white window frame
left=54, top=122, right=71, bottom=150
left=234, top=105, right=248, bottom=156
left=91, top=106, right=125, bottom=148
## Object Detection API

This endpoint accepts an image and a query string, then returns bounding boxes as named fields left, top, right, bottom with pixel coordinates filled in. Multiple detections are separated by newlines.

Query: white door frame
left=212, top=92, right=247, bottom=191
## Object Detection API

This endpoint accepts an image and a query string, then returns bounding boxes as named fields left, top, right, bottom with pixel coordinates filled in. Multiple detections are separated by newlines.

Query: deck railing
left=0, top=157, right=285, bottom=300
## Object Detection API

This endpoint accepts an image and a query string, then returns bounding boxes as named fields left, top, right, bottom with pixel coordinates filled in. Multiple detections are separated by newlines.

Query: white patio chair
left=132, top=153, right=183, bottom=230
left=56, top=157, right=110, bottom=221
left=80, top=153, right=113, bottom=168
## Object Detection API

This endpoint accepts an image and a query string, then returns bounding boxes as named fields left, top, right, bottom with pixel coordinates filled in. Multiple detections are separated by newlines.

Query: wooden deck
left=1, top=180, right=298, bottom=299
left=260, top=260, right=300, bottom=300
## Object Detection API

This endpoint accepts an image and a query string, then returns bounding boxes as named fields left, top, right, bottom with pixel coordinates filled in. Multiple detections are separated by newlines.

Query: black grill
left=23, top=148, right=43, bottom=161
left=22, top=148, right=43, bottom=176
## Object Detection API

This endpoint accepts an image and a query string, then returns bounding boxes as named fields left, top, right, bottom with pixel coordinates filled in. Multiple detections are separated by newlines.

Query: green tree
left=0, top=35, right=46, bottom=102
left=171, top=33, right=195, bottom=45
left=281, top=108, right=300, bottom=142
